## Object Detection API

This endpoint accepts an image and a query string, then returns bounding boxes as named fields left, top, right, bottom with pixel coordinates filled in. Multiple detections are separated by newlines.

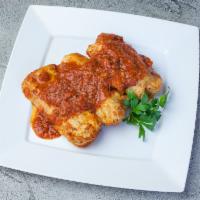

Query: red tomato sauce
left=27, top=33, right=152, bottom=139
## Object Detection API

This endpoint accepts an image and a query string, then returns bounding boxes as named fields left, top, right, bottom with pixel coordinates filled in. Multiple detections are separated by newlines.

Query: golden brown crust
left=22, top=64, right=57, bottom=115
left=61, top=53, right=89, bottom=65
left=57, top=111, right=101, bottom=147
left=96, top=91, right=125, bottom=125
left=126, top=73, right=163, bottom=98
left=31, top=105, right=61, bottom=139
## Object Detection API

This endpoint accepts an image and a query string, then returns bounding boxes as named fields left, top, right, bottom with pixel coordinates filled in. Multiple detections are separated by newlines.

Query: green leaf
left=151, top=98, right=158, bottom=107
left=159, top=92, right=169, bottom=108
left=139, top=124, right=145, bottom=141
left=131, top=115, right=139, bottom=125
left=154, top=111, right=161, bottom=120
left=136, top=103, right=150, bottom=112
left=143, top=123, right=156, bottom=131
left=132, top=107, right=142, bottom=115
left=139, top=115, right=154, bottom=123
left=127, top=91, right=137, bottom=100
left=130, top=98, right=139, bottom=107
left=141, top=93, right=148, bottom=104
left=139, top=115, right=157, bottom=130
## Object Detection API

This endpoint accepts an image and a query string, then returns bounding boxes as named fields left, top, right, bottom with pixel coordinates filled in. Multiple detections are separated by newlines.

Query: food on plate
left=22, top=33, right=165, bottom=147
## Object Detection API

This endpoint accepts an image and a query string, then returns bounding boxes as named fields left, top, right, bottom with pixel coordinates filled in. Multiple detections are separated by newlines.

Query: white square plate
left=0, top=5, right=199, bottom=192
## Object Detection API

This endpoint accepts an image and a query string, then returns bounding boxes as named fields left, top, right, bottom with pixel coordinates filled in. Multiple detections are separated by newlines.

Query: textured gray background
left=0, top=0, right=199, bottom=199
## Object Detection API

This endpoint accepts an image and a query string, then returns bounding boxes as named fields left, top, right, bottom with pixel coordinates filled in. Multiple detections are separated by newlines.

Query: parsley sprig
left=123, top=90, right=169, bottom=141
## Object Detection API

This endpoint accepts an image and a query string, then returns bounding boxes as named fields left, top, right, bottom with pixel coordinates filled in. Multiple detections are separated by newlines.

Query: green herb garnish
left=123, top=90, right=169, bottom=141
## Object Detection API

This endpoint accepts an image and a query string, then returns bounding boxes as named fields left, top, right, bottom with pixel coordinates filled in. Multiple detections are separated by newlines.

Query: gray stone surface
left=0, top=0, right=199, bottom=199
left=0, top=65, right=6, bottom=87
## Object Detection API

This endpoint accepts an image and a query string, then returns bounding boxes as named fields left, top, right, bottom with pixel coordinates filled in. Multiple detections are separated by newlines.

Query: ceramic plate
left=0, top=5, right=199, bottom=192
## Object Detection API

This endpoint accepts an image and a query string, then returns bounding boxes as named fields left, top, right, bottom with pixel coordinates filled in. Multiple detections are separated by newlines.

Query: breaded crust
left=61, top=53, right=89, bottom=65
left=22, top=64, right=57, bottom=115
left=31, top=105, right=61, bottom=139
left=126, top=73, right=163, bottom=98
left=57, top=111, right=101, bottom=147
left=96, top=91, right=125, bottom=125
